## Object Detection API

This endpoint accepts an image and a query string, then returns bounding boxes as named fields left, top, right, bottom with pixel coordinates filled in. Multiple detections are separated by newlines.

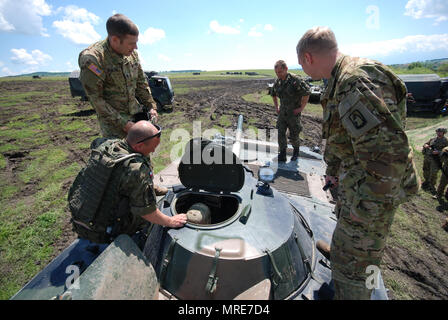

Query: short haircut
left=296, top=26, right=338, bottom=59
left=106, top=14, right=139, bottom=39
left=274, top=60, right=287, bottom=69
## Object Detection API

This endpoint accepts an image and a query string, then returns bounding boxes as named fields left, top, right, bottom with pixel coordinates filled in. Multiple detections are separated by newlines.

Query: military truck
left=399, top=74, right=448, bottom=114
left=68, top=70, right=175, bottom=110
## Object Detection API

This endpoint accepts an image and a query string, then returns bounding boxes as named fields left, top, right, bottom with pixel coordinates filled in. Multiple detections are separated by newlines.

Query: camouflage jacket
left=271, top=73, right=311, bottom=114
left=78, top=39, right=156, bottom=136
left=422, top=136, right=448, bottom=155
left=320, top=54, right=419, bottom=203
left=107, top=139, right=158, bottom=217
left=441, top=146, right=448, bottom=168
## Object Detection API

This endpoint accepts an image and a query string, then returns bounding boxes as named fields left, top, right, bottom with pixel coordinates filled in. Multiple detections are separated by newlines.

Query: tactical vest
left=68, top=139, right=142, bottom=243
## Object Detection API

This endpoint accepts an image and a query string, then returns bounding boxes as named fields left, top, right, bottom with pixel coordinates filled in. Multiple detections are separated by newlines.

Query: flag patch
left=88, top=63, right=102, bottom=77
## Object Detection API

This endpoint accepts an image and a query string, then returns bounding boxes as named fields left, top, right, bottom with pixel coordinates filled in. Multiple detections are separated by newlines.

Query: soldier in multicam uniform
left=70, top=121, right=187, bottom=245
left=270, top=60, right=311, bottom=162
left=78, top=14, right=166, bottom=195
left=297, top=27, right=420, bottom=299
left=422, top=128, right=448, bottom=194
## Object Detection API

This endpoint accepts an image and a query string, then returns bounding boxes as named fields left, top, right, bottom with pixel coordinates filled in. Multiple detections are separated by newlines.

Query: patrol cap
left=436, top=127, right=447, bottom=133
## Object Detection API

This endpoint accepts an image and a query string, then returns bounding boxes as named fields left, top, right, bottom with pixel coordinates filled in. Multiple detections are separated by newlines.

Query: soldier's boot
left=290, top=148, right=300, bottom=161
left=316, top=240, right=331, bottom=260
left=154, top=184, right=168, bottom=196
left=278, top=149, right=287, bottom=162
left=428, top=186, right=437, bottom=195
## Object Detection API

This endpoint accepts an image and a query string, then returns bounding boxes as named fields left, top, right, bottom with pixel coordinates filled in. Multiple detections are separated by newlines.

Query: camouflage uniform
left=435, top=146, right=448, bottom=199
left=270, top=73, right=311, bottom=152
left=78, top=39, right=157, bottom=138
left=100, top=138, right=157, bottom=235
left=422, top=133, right=448, bottom=192
left=320, top=55, right=420, bottom=299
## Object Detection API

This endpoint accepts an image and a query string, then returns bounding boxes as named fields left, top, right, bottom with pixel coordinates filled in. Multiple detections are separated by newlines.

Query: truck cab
left=399, top=74, right=448, bottom=114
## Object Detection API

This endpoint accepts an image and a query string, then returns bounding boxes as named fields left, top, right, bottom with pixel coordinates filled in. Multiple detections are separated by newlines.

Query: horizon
left=5, top=56, right=448, bottom=78
left=1, top=0, right=448, bottom=76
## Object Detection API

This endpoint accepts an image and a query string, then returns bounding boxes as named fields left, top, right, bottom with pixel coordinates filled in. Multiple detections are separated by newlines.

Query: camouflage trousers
left=277, top=112, right=302, bottom=151
left=331, top=171, right=396, bottom=300
left=422, top=154, right=440, bottom=190
left=436, top=168, right=448, bottom=197
left=98, top=118, right=128, bottom=139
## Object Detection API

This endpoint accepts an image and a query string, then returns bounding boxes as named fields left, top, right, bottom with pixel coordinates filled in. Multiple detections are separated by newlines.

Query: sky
left=0, top=0, right=448, bottom=76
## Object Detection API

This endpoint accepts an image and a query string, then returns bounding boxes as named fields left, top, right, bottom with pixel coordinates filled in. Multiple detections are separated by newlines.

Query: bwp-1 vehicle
left=399, top=74, right=448, bottom=114
left=68, top=70, right=175, bottom=110
left=12, top=115, right=388, bottom=300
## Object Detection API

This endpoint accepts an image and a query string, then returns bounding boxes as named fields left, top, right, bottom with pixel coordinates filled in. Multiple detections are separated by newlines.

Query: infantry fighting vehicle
left=11, top=115, right=389, bottom=300
left=399, top=74, right=448, bottom=114
left=68, top=70, right=175, bottom=110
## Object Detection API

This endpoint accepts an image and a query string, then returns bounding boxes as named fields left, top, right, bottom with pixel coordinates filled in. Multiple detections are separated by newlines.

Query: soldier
left=78, top=13, right=166, bottom=195
left=422, top=128, right=448, bottom=194
left=270, top=60, right=311, bottom=162
left=297, top=27, right=419, bottom=299
left=435, top=146, right=448, bottom=201
left=69, top=121, right=187, bottom=245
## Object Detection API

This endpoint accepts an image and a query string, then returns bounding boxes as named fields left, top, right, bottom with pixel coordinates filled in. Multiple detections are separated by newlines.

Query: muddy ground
left=0, top=77, right=447, bottom=300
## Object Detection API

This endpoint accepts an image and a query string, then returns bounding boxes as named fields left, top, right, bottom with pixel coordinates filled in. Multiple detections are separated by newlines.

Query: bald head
left=126, top=121, right=158, bottom=146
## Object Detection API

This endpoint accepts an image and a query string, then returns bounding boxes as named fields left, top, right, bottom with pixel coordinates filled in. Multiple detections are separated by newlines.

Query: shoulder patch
left=88, top=63, right=103, bottom=77
left=338, top=89, right=382, bottom=139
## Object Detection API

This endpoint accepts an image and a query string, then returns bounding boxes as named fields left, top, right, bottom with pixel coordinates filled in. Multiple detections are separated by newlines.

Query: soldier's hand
left=168, top=213, right=187, bottom=228
left=150, top=108, right=158, bottom=123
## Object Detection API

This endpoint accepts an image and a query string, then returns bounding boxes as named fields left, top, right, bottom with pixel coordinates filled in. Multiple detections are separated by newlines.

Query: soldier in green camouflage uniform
left=78, top=14, right=158, bottom=139
left=70, top=121, right=187, bottom=244
left=435, top=145, right=448, bottom=201
left=422, top=128, right=448, bottom=193
left=297, top=27, right=420, bottom=299
left=270, top=60, right=311, bottom=162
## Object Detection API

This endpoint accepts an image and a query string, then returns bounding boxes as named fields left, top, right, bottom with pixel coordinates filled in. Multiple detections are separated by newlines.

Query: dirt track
left=1, top=77, right=447, bottom=300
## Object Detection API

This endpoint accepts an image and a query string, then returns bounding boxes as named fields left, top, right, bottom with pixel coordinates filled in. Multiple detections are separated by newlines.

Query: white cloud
left=158, top=54, right=171, bottom=62
left=10, top=48, right=52, bottom=66
left=140, top=27, right=166, bottom=45
left=1, top=66, right=15, bottom=76
left=52, top=5, right=101, bottom=45
left=264, top=24, right=273, bottom=31
left=209, top=20, right=240, bottom=35
left=404, top=0, right=448, bottom=24
left=248, top=27, right=263, bottom=37
left=0, top=0, right=51, bottom=36
left=340, top=34, right=448, bottom=58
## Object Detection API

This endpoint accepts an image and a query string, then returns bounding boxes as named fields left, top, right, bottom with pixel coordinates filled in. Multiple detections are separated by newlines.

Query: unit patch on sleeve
left=338, top=89, right=382, bottom=139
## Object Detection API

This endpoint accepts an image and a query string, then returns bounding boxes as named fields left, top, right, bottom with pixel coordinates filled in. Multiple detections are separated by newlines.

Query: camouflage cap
left=436, top=128, right=447, bottom=133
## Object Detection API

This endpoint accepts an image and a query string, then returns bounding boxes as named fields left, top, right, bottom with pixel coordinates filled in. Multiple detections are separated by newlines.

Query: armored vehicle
left=68, top=70, right=175, bottom=110
left=11, top=115, right=389, bottom=300
left=399, top=74, right=448, bottom=114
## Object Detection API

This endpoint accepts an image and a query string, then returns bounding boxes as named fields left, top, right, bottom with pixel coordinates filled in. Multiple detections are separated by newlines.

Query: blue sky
left=0, top=0, right=447, bottom=76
